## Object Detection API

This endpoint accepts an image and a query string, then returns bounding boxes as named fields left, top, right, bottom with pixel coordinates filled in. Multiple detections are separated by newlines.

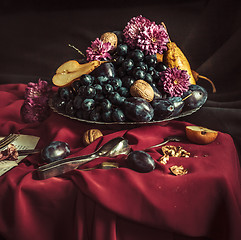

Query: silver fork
left=0, top=134, right=20, bottom=150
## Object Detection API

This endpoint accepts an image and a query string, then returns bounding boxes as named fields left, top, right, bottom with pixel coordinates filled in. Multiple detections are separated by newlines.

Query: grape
left=95, top=75, right=109, bottom=85
left=89, top=108, right=102, bottom=121
left=109, top=77, right=122, bottom=90
left=58, top=87, right=73, bottom=101
left=122, top=76, right=135, bottom=88
left=108, top=92, right=125, bottom=106
left=84, top=86, right=96, bottom=98
left=71, top=80, right=82, bottom=93
left=81, top=99, right=95, bottom=111
left=53, top=96, right=66, bottom=112
left=101, top=99, right=112, bottom=111
left=132, top=68, right=146, bottom=80
left=103, top=84, right=114, bottom=95
left=135, top=62, right=148, bottom=72
left=73, top=95, right=83, bottom=109
left=116, top=44, right=128, bottom=56
left=155, top=62, right=167, bottom=72
left=93, top=84, right=102, bottom=94
left=118, top=87, right=130, bottom=97
left=129, top=49, right=144, bottom=63
left=145, top=55, right=157, bottom=67
left=145, top=73, right=153, bottom=84
left=79, top=74, right=94, bottom=86
left=65, top=100, right=75, bottom=116
left=122, top=58, right=134, bottom=71
left=41, top=141, right=71, bottom=163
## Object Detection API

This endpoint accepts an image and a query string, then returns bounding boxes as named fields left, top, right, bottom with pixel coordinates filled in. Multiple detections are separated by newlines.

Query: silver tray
left=49, top=96, right=204, bottom=127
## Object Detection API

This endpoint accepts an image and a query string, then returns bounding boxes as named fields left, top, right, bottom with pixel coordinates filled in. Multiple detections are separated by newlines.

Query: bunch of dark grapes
left=52, top=40, right=168, bottom=123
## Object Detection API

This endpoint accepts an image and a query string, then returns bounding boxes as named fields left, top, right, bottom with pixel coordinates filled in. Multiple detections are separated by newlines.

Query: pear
left=163, top=42, right=196, bottom=85
left=52, top=60, right=104, bottom=87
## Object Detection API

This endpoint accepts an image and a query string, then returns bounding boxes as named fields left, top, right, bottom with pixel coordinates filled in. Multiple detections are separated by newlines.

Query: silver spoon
left=36, top=137, right=131, bottom=179
left=144, top=135, right=184, bottom=150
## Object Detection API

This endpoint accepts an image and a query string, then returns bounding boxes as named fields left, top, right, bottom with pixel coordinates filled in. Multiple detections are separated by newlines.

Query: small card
left=0, top=134, right=40, bottom=176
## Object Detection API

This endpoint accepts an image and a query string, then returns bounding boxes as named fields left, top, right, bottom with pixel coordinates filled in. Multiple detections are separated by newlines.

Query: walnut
left=83, top=129, right=103, bottom=146
left=100, top=32, right=118, bottom=51
left=130, top=80, right=154, bottom=102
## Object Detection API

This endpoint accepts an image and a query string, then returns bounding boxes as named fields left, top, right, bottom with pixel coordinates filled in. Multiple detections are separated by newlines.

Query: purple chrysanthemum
left=123, top=15, right=169, bottom=55
left=86, top=38, right=113, bottom=61
left=159, top=67, right=191, bottom=97
left=137, top=22, right=169, bottom=55
left=123, top=15, right=152, bottom=48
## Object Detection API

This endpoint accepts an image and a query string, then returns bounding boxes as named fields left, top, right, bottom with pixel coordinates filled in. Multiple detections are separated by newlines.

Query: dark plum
left=91, top=62, right=115, bottom=78
left=127, top=151, right=155, bottom=173
left=149, top=83, right=162, bottom=100
left=102, top=111, right=112, bottom=122
left=151, top=99, right=174, bottom=120
left=112, top=108, right=126, bottom=122
left=182, top=84, right=208, bottom=110
left=124, top=97, right=154, bottom=122
left=168, top=96, right=184, bottom=117
left=41, top=141, right=71, bottom=163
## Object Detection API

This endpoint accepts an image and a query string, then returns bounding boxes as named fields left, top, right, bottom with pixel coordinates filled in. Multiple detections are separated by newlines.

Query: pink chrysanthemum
left=123, top=15, right=152, bottom=48
left=86, top=38, right=113, bottom=61
left=137, top=22, right=169, bottom=55
left=123, top=15, right=169, bottom=55
left=159, top=67, right=191, bottom=97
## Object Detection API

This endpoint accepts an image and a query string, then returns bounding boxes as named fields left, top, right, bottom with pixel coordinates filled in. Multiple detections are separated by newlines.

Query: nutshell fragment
left=169, top=165, right=188, bottom=176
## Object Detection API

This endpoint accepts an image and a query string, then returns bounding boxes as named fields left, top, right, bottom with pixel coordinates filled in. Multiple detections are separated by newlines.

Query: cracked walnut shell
left=83, top=129, right=103, bottom=146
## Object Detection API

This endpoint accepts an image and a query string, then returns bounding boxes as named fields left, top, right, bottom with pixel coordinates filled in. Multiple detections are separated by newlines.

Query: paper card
left=0, top=134, right=40, bottom=176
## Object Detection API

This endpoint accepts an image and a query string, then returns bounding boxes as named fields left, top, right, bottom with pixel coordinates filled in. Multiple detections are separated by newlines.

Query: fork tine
left=0, top=134, right=19, bottom=150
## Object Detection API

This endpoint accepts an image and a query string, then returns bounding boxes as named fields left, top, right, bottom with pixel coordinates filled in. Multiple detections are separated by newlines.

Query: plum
left=168, top=96, right=184, bottom=117
left=182, top=84, right=208, bottom=110
left=41, top=141, right=71, bottom=163
left=127, top=151, right=155, bottom=173
left=91, top=62, right=115, bottom=78
left=151, top=99, right=174, bottom=120
left=124, top=97, right=154, bottom=122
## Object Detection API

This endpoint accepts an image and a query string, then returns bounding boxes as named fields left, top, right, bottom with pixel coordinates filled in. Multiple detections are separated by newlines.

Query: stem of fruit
left=182, top=93, right=192, bottom=102
left=198, top=75, right=216, bottom=93
left=68, top=44, right=86, bottom=58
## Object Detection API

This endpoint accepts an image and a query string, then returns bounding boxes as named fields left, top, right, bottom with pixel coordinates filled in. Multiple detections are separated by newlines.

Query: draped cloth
left=0, top=84, right=240, bottom=240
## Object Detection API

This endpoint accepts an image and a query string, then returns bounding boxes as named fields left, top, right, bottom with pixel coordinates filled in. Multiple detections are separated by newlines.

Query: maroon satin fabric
left=0, top=84, right=240, bottom=240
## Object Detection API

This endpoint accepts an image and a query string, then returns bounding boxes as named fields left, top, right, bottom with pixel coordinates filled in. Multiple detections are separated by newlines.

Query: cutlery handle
left=36, top=153, right=98, bottom=179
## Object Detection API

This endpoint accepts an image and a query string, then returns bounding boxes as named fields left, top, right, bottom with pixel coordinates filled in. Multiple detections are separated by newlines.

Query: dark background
left=1, top=0, right=241, bottom=159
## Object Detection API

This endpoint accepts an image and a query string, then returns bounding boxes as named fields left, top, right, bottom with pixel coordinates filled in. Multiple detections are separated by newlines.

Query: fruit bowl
left=49, top=95, right=204, bottom=127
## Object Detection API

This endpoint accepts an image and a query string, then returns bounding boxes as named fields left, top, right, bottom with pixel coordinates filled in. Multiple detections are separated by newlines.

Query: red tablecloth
left=0, top=84, right=241, bottom=240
